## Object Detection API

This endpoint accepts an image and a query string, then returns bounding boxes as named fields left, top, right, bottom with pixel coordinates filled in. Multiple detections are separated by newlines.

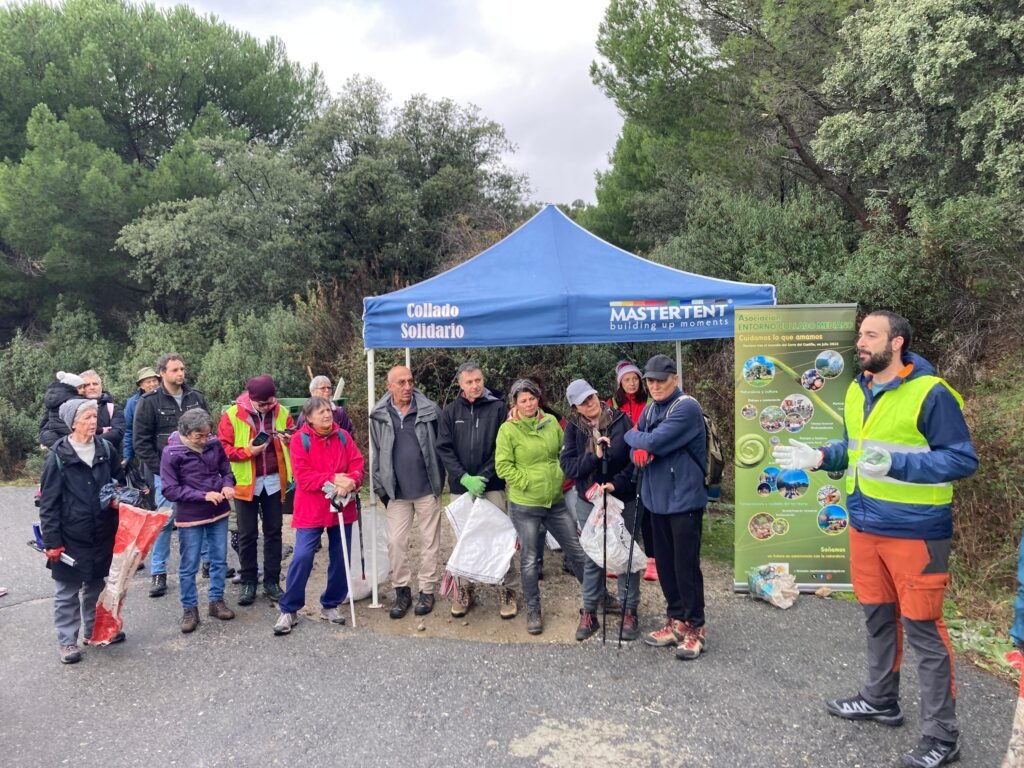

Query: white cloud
left=155, top=0, right=622, bottom=203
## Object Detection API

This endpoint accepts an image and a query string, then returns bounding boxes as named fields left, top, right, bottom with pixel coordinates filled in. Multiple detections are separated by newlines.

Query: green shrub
left=109, top=311, right=214, bottom=403
left=0, top=397, right=40, bottom=479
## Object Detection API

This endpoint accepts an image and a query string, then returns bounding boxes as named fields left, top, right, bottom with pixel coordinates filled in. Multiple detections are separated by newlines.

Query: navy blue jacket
left=820, top=352, right=977, bottom=539
left=560, top=406, right=634, bottom=500
left=624, top=388, right=707, bottom=514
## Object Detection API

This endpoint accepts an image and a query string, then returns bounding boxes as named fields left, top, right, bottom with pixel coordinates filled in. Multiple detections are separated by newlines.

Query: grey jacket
left=369, top=390, right=444, bottom=500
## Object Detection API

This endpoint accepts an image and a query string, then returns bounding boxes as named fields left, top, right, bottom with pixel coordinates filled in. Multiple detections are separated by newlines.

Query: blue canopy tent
left=357, top=205, right=776, bottom=606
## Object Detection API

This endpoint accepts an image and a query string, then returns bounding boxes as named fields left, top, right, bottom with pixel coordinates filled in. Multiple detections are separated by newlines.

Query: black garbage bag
left=100, top=481, right=147, bottom=511
left=123, top=460, right=155, bottom=510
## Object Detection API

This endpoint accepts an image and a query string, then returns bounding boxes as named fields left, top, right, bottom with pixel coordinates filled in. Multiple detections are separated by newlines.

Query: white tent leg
left=675, top=340, right=683, bottom=378
left=367, top=348, right=382, bottom=608
left=405, top=347, right=411, bottom=368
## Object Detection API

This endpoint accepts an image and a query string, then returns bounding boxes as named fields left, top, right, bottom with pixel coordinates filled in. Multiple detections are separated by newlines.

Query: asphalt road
left=0, top=486, right=1015, bottom=767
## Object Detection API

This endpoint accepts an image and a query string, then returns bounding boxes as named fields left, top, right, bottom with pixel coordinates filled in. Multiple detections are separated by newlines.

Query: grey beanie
left=59, top=398, right=97, bottom=430
left=57, top=370, right=86, bottom=389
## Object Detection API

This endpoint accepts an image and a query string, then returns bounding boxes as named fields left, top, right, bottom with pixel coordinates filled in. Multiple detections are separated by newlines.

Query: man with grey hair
left=436, top=362, right=518, bottom=618
left=370, top=365, right=444, bottom=619
left=299, top=375, right=355, bottom=437
left=79, top=369, right=126, bottom=451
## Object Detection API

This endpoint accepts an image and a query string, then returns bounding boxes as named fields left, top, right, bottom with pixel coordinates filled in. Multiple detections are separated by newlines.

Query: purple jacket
left=159, top=431, right=234, bottom=527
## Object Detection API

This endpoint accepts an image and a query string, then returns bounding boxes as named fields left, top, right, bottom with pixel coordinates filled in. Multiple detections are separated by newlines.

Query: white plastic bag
left=579, top=492, right=645, bottom=575
left=444, top=491, right=476, bottom=539
left=343, top=504, right=391, bottom=603
left=445, top=497, right=518, bottom=584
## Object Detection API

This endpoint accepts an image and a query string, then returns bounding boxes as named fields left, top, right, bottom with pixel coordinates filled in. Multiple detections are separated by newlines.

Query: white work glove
left=858, top=448, right=892, bottom=477
left=772, top=439, right=822, bottom=470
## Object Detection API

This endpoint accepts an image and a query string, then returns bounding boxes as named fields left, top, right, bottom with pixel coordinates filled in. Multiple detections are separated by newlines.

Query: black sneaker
left=825, top=693, right=904, bottom=726
left=264, top=582, right=284, bottom=602
left=201, top=562, right=210, bottom=579
left=389, top=586, right=412, bottom=619
left=413, top=591, right=435, bottom=616
left=902, top=736, right=960, bottom=767
left=148, top=573, right=167, bottom=598
left=238, top=581, right=257, bottom=606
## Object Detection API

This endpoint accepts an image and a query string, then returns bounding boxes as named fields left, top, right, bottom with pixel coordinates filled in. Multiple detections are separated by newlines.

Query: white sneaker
left=319, top=606, right=346, bottom=624
left=273, top=612, right=298, bottom=635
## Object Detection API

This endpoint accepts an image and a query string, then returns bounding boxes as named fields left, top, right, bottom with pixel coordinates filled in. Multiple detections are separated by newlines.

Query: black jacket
left=436, top=389, right=507, bottom=494
left=94, top=391, right=127, bottom=451
left=38, top=380, right=80, bottom=447
left=38, top=435, right=123, bottom=582
left=132, top=384, right=209, bottom=474
left=560, top=406, right=635, bottom=500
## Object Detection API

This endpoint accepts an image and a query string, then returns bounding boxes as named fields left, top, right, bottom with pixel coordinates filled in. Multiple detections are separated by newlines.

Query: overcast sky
left=147, top=0, right=623, bottom=204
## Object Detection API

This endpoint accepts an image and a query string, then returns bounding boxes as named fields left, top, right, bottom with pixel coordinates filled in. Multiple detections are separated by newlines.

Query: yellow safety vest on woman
left=844, top=375, right=963, bottom=507
left=225, top=404, right=293, bottom=501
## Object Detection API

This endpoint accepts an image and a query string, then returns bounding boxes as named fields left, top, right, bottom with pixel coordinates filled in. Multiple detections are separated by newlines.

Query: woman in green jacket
left=496, top=378, right=585, bottom=635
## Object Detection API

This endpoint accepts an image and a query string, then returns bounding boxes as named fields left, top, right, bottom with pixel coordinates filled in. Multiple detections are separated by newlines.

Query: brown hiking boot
left=499, top=589, right=518, bottom=619
left=675, top=623, right=707, bottom=660
left=208, top=599, right=235, bottom=621
left=450, top=581, right=474, bottom=617
left=180, top=607, right=200, bottom=634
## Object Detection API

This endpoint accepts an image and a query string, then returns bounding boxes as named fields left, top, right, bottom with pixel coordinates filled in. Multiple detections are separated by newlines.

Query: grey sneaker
left=59, top=643, right=82, bottom=664
left=319, top=606, right=346, bottom=625
left=902, top=736, right=960, bottom=767
left=273, top=612, right=298, bottom=635
left=825, top=693, right=904, bottom=726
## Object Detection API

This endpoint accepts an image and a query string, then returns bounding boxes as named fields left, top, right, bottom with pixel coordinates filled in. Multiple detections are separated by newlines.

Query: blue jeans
left=279, top=524, right=353, bottom=614
left=1013, top=530, right=1024, bottom=645
left=178, top=517, right=229, bottom=609
left=509, top=500, right=585, bottom=612
left=150, top=474, right=176, bottom=576
left=576, top=497, right=641, bottom=612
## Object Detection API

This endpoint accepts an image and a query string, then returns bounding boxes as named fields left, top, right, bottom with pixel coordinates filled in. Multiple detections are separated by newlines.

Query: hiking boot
left=148, top=573, right=167, bottom=598
left=389, top=586, right=412, bottom=619
left=645, top=618, right=686, bottom=647
left=526, top=607, right=543, bottom=635
left=208, top=600, right=235, bottom=621
left=601, top=593, right=621, bottom=613
left=902, top=736, right=960, bottom=767
left=675, top=623, right=706, bottom=660
left=273, top=611, right=298, bottom=635
left=414, top=591, right=435, bottom=616
left=499, top=589, right=518, bottom=619
left=238, top=582, right=257, bottom=606
left=450, top=582, right=474, bottom=618
left=59, top=643, right=82, bottom=664
left=201, top=562, right=210, bottom=579
left=263, top=582, right=284, bottom=602
left=825, top=693, right=904, bottom=726
left=319, top=606, right=346, bottom=625
left=180, top=607, right=200, bottom=634
left=575, top=609, right=600, bottom=641
left=643, top=557, right=658, bottom=581
left=620, top=609, right=640, bottom=642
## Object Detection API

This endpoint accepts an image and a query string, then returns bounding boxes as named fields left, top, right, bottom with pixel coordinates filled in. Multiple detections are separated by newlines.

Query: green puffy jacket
left=495, top=410, right=564, bottom=507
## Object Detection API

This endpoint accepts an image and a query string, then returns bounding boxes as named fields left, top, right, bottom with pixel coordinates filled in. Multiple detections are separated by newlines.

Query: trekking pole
left=599, top=443, right=609, bottom=646
left=356, top=493, right=366, bottom=580
left=618, top=467, right=645, bottom=648
left=336, top=507, right=357, bottom=628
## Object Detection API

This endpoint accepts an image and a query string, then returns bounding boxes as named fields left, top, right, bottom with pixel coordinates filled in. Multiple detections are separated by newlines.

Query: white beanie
left=57, top=371, right=86, bottom=389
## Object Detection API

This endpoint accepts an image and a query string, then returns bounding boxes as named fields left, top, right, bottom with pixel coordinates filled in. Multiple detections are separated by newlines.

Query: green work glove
left=460, top=473, right=487, bottom=497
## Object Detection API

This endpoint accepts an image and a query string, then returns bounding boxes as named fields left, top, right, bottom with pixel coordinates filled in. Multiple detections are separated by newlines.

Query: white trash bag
left=579, top=491, right=645, bottom=575
left=343, top=503, right=391, bottom=603
left=445, top=496, right=518, bottom=584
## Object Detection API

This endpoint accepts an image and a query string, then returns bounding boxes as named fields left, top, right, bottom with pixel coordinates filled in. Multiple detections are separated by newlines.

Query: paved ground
left=0, top=486, right=1016, bottom=767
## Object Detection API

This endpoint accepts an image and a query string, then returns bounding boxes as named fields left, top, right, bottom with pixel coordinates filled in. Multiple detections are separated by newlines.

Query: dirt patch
left=281, top=521, right=732, bottom=645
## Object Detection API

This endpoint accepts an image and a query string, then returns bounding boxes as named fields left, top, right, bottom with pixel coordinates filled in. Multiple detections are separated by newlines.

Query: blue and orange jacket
left=819, top=352, right=978, bottom=539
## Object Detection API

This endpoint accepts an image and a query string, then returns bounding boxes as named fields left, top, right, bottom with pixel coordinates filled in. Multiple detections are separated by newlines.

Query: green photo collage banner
left=733, top=305, right=858, bottom=591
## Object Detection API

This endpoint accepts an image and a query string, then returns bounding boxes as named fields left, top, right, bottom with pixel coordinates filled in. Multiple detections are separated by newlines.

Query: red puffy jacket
left=289, top=422, right=364, bottom=526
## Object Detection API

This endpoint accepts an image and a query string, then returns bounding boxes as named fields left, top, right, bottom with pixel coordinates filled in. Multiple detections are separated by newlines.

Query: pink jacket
left=289, top=422, right=364, bottom=527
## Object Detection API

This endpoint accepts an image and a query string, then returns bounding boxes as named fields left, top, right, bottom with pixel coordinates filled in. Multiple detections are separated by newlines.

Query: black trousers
left=651, top=509, right=706, bottom=627
left=236, top=490, right=283, bottom=585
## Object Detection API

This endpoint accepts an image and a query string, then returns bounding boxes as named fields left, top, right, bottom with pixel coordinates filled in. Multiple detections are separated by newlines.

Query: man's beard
left=859, top=345, right=893, bottom=373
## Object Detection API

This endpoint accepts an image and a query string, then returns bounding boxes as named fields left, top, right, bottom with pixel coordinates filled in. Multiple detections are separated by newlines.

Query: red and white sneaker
left=644, top=618, right=686, bottom=647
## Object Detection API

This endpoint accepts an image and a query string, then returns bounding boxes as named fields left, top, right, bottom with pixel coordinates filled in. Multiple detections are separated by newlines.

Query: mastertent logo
left=608, top=299, right=732, bottom=332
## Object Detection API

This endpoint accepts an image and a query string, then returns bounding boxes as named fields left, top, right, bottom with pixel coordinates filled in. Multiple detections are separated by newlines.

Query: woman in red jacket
left=608, top=360, right=658, bottom=582
left=273, top=397, right=364, bottom=635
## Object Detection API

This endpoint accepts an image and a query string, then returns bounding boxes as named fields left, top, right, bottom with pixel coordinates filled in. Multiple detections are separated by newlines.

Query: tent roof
left=362, top=204, right=776, bottom=349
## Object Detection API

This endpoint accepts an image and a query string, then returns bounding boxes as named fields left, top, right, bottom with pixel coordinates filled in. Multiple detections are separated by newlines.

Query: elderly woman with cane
left=560, top=379, right=639, bottom=642
left=273, top=396, right=364, bottom=635
left=38, top=398, right=124, bottom=663
left=496, top=378, right=586, bottom=636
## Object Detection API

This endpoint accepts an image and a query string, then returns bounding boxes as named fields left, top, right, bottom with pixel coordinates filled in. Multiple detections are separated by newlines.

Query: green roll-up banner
left=733, top=305, right=858, bottom=592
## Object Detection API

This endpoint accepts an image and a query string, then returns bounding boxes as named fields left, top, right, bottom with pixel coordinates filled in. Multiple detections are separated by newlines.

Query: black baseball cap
left=643, top=354, right=677, bottom=380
